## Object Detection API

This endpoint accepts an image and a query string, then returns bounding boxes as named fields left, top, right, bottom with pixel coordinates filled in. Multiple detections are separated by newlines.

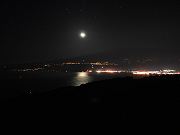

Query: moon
left=80, top=32, right=86, bottom=38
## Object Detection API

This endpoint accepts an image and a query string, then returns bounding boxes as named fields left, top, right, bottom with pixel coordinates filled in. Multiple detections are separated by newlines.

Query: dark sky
left=1, top=0, right=180, bottom=64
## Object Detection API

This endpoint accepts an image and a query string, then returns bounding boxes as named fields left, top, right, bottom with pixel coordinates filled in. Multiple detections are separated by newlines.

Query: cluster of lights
left=89, top=62, right=118, bottom=66
left=62, top=62, right=81, bottom=65
left=133, top=69, right=180, bottom=75
left=17, top=68, right=43, bottom=72
left=96, top=70, right=122, bottom=73
left=132, top=71, right=160, bottom=75
left=62, top=62, right=117, bottom=66
left=95, top=69, right=180, bottom=75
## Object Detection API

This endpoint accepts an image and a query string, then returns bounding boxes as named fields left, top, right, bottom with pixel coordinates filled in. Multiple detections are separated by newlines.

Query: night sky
left=1, top=0, right=180, bottom=64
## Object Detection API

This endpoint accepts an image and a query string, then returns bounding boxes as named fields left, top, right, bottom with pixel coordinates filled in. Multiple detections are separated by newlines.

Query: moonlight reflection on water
left=72, top=72, right=92, bottom=86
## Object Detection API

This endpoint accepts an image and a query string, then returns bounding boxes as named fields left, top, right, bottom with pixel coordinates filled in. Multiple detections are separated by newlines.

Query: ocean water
left=0, top=72, right=126, bottom=99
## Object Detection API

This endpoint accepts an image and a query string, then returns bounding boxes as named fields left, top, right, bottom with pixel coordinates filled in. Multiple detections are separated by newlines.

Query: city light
left=13, top=61, right=180, bottom=76
left=62, top=61, right=117, bottom=66
left=132, top=71, right=160, bottom=75
left=95, top=69, right=180, bottom=75
left=96, top=70, right=122, bottom=73
left=132, top=70, right=180, bottom=75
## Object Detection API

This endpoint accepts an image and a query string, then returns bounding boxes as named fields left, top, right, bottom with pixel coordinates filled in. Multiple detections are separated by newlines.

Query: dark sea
left=0, top=71, right=127, bottom=99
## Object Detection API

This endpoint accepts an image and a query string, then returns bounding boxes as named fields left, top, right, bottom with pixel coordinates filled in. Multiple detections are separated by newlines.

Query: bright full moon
left=80, top=32, right=86, bottom=38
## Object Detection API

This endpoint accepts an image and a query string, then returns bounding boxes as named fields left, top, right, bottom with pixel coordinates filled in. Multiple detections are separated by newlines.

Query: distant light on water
left=72, top=72, right=92, bottom=86
left=78, top=72, right=88, bottom=77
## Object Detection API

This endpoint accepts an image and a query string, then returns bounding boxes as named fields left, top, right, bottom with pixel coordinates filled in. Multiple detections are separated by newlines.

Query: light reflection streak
left=72, top=72, right=92, bottom=86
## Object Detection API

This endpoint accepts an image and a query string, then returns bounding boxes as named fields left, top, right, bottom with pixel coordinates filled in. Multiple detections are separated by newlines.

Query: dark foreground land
left=1, top=75, right=180, bottom=134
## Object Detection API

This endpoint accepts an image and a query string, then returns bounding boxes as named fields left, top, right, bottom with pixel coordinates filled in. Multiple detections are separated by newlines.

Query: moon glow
left=80, top=32, right=86, bottom=38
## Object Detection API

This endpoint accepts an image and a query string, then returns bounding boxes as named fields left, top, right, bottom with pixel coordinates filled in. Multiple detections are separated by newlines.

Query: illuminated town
left=3, top=60, right=180, bottom=76
left=95, top=69, right=180, bottom=75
